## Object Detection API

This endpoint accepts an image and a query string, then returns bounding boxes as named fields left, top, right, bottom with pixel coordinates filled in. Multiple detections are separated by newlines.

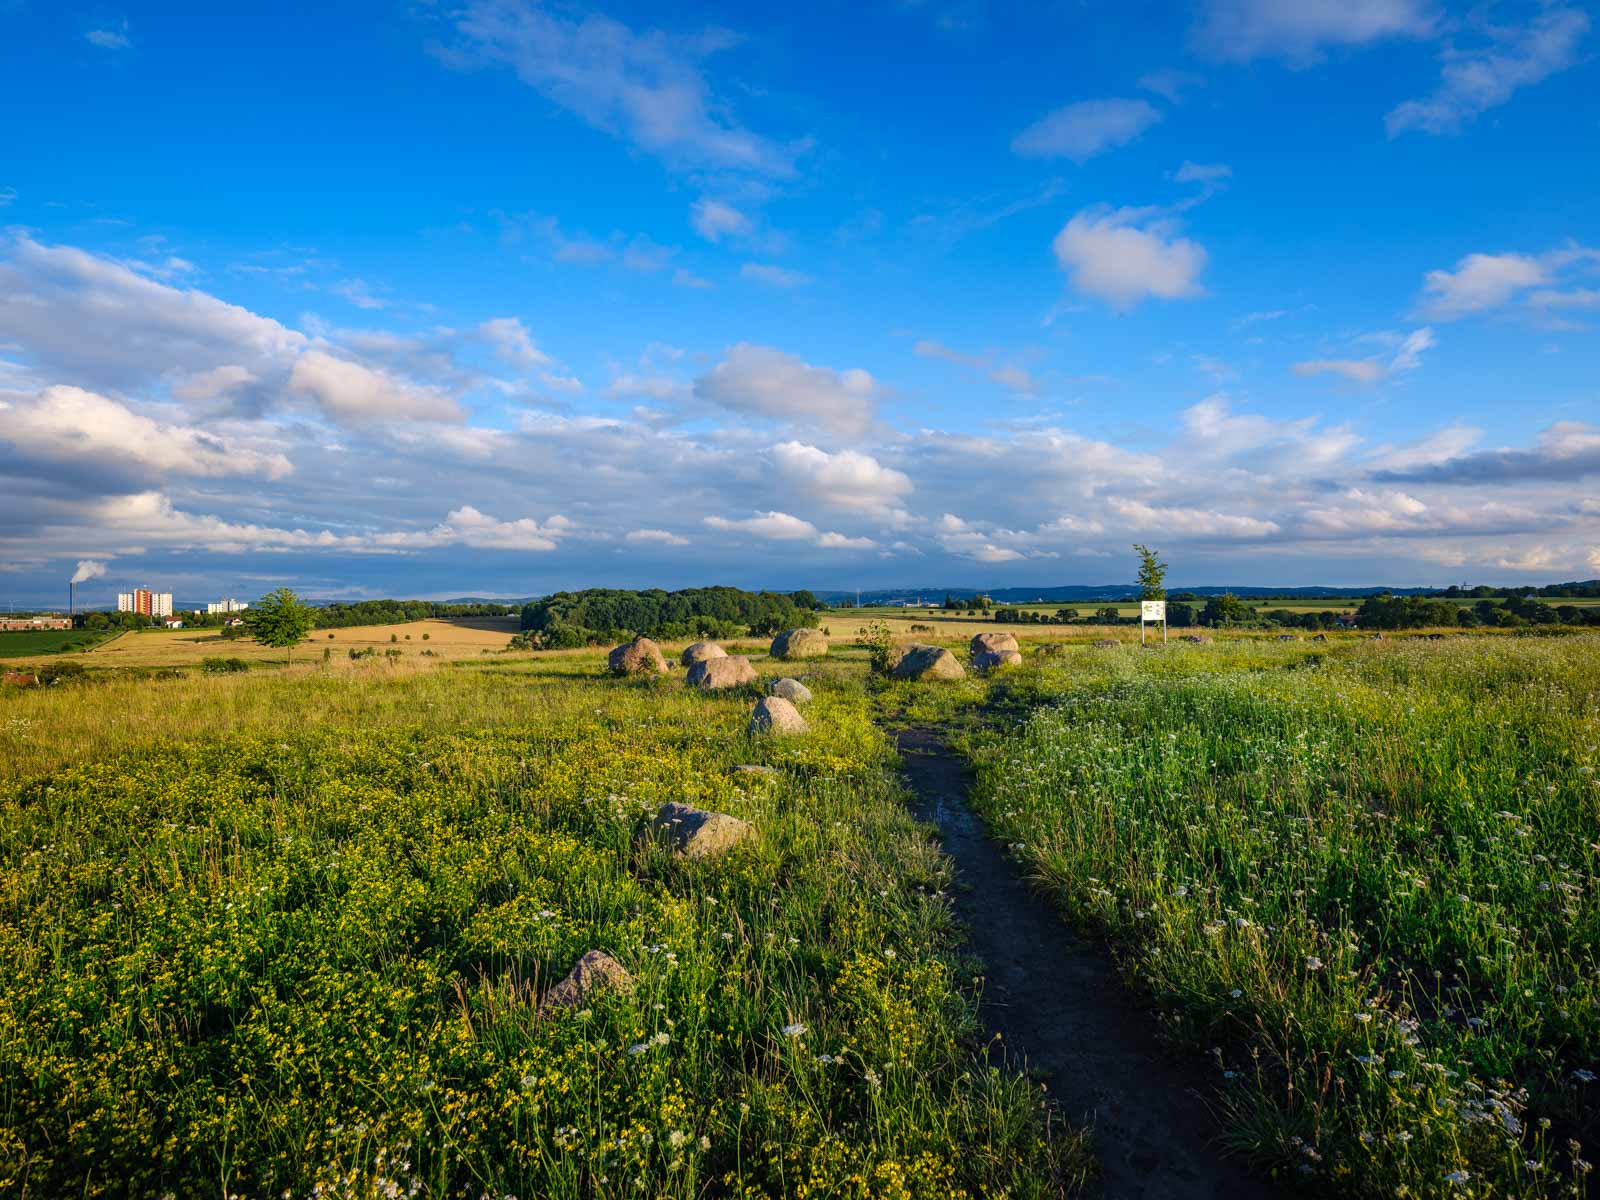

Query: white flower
left=1305, top=955, right=1323, bottom=970
left=782, top=1023, right=808, bottom=1039
left=668, top=1130, right=687, bottom=1149
left=1444, top=1170, right=1470, bottom=1184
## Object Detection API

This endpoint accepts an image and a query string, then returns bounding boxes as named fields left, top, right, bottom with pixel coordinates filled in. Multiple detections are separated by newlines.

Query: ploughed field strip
left=0, top=639, right=1090, bottom=1199
left=955, top=634, right=1600, bottom=1199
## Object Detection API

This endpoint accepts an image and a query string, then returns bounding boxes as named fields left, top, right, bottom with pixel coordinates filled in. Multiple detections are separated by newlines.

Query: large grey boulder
left=681, top=641, right=727, bottom=666
left=686, top=655, right=758, bottom=690
left=766, top=677, right=813, bottom=704
left=609, top=636, right=667, bottom=675
left=748, top=695, right=808, bottom=735
left=889, top=643, right=966, bottom=681
left=970, top=631, right=1020, bottom=656
left=541, top=950, right=632, bottom=1012
left=973, top=648, right=1022, bottom=672
left=770, top=628, right=828, bottom=660
left=650, top=801, right=755, bottom=860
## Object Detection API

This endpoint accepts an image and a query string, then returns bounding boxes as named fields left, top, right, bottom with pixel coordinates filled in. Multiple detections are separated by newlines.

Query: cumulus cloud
left=1388, top=7, right=1590, bottom=136
left=1052, top=205, right=1206, bottom=309
left=704, top=510, right=875, bottom=550
left=441, top=0, right=798, bottom=178
left=287, top=350, right=463, bottom=423
left=374, top=505, right=570, bottom=551
left=479, top=316, right=551, bottom=368
left=1193, top=0, right=1437, bottom=63
left=767, top=442, right=913, bottom=512
left=1011, top=98, right=1163, bottom=162
left=1417, top=246, right=1600, bottom=320
left=2, top=386, right=293, bottom=480
left=695, top=344, right=879, bottom=439
left=1372, top=421, right=1600, bottom=485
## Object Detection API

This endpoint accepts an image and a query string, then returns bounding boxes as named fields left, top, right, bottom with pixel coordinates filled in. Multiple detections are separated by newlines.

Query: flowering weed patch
left=0, top=659, right=1085, bottom=1198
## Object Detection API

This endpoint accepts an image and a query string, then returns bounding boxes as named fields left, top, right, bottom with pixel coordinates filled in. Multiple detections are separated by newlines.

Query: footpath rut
left=893, top=726, right=1278, bottom=1200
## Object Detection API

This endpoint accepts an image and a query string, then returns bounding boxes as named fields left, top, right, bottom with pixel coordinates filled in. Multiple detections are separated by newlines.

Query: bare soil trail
left=894, top=726, right=1279, bottom=1200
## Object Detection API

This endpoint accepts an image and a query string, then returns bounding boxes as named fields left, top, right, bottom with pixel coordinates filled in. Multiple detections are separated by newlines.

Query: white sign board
left=1141, top=600, right=1166, bottom=622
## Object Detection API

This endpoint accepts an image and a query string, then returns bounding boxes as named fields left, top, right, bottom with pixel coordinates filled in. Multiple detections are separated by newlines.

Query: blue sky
left=2, top=0, right=1598, bottom=605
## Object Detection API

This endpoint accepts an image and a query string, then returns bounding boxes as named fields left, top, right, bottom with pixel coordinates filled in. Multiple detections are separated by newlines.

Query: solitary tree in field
left=1134, top=544, right=1168, bottom=601
left=248, top=587, right=315, bottom=664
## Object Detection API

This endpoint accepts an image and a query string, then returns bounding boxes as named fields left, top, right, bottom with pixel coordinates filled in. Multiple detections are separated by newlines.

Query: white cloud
left=740, top=262, right=811, bottom=288
left=705, top=510, right=876, bottom=550
left=626, top=528, right=690, bottom=546
left=1052, top=205, right=1206, bottom=309
left=913, top=338, right=1037, bottom=394
left=479, top=316, right=550, bottom=368
left=1137, top=69, right=1200, bottom=104
left=1292, top=327, right=1434, bottom=384
left=85, top=24, right=132, bottom=50
left=375, top=505, right=570, bottom=551
left=1174, top=160, right=1232, bottom=186
left=332, top=278, right=388, bottom=310
left=444, top=1, right=797, bottom=178
left=690, top=198, right=751, bottom=242
left=1011, top=98, right=1163, bottom=162
left=288, top=350, right=462, bottom=423
left=695, top=344, right=879, bottom=439
left=1388, top=7, right=1590, bottom=136
left=1419, top=251, right=1551, bottom=319
left=1107, top=497, right=1281, bottom=539
left=1193, top=0, right=1436, bottom=63
left=2, top=385, right=293, bottom=479
left=768, top=441, right=913, bottom=512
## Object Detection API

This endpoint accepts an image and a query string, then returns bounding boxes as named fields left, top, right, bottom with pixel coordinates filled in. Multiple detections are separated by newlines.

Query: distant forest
left=519, top=587, right=821, bottom=648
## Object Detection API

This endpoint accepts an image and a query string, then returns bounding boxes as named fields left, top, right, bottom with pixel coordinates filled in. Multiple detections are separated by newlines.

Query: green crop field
left=3, top=630, right=1598, bottom=1198
left=0, top=628, right=111, bottom=658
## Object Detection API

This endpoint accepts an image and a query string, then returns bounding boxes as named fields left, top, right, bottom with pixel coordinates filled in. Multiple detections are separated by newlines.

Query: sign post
left=1140, top=599, right=1167, bottom=645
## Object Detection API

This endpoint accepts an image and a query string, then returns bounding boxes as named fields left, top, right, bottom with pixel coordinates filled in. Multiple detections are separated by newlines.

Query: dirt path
left=895, top=726, right=1278, bottom=1200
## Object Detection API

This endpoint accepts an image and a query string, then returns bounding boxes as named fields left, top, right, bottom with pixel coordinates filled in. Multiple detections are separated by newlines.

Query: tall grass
left=966, top=636, right=1600, bottom=1197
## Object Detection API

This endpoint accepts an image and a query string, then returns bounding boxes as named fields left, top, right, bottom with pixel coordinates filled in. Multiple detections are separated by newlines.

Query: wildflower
left=699, top=1136, right=710, bottom=1151
left=1573, top=1069, right=1597, bottom=1083
left=782, top=1023, right=808, bottom=1038
left=668, top=1130, right=687, bottom=1149
left=1305, top=955, right=1323, bottom=970
left=1230, top=989, right=1242, bottom=999
left=1444, top=1170, right=1470, bottom=1185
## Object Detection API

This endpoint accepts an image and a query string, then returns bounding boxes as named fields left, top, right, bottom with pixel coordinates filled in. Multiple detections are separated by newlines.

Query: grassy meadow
left=0, top=645, right=1085, bottom=1200
left=5, top=622, right=1599, bottom=1198
left=958, top=636, right=1600, bottom=1198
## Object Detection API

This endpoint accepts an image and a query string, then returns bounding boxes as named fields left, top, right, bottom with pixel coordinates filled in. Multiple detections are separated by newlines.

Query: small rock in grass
left=969, top=631, right=1019, bottom=656
left=766, top=677, right=813, bottom=703
left=748, top=695, right=808, bottom=735
left=889, top=643, right=965, bottom=681
left=1092, top=639, right=1119, bottom=649
left=769, top=628, right=828, bottom=660
left=686, top=655, right=758, bottom=690
left=608, top=636, right=667, bottom=675
left=1179, top=634, right=1212, bottom=645
left=541, top=949, right=632, bottom=1011
left=681, top=641, right=727, bottom=666
left=731, top=764, right=781, bottom=778
left=650, top=801, right=756, bottom=860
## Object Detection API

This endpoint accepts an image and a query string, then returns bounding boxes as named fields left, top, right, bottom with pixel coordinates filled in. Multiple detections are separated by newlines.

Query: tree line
left=519, top=587, right=821, bottom=648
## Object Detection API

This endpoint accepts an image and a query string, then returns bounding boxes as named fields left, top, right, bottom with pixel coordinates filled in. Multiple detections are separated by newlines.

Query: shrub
left=200, top=657, right=250, bottom=674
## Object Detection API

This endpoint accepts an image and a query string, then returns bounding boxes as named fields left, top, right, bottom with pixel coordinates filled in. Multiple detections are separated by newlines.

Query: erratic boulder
left=766, top=677, right=813, bottom=704
left=973, top=648, right=1023, bottom=672
left=650, top=801, right=755, bottom=860
left=889, top=643, right=966, bottom=681
left=686, top=655, right=758, bottom=690
left=970, top=631, right=1020, bottom=656
left=770, top=628, right=828, bottom=660
left=608, top=636, right=667, bottom=675
left=748, top=695, right=808, bottom=735
left=1179, top=634, right=1212, bottom=645
left=1092, top=639, right=1119, bottom=649
left=541, top=949, right=632, bottom=1012
left=681, top=641, right=727, bottom=666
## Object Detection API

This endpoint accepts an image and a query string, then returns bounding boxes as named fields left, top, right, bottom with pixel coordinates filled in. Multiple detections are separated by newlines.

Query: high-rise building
left=207, top=598, right=250, bottom=614
left=117, top=588, right=173, bottom=618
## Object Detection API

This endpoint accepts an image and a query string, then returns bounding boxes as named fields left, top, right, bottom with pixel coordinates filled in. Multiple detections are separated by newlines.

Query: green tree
left=247, top=587, right=315, bottom=663
left=1133, top=544, right=1168, bottom=600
